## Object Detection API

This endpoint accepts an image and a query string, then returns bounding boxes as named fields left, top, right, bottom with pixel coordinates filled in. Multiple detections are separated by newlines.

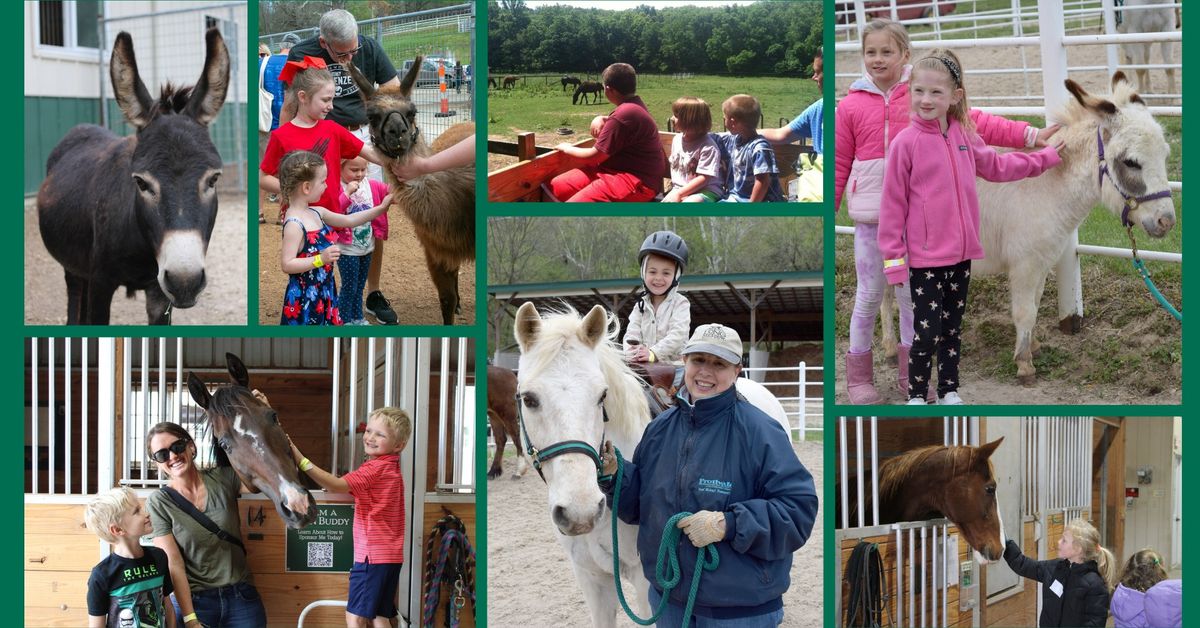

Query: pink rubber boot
left=845, top=350, right=883, bottom=405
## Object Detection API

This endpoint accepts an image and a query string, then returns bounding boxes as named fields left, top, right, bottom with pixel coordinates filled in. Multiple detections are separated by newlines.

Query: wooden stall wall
left=25, top=503, right=97, bottom=627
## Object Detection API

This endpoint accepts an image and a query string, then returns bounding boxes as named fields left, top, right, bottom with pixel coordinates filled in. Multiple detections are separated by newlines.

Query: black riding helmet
left=637, top=231, right=689, bottom=305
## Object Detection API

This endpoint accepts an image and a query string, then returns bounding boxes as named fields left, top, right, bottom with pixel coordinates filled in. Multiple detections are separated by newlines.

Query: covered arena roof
left=488, top=271, right=823, bottom=343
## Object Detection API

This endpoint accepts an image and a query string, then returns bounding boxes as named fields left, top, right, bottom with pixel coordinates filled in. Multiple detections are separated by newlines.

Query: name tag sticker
left=1050, top=579, right=1064, bottom=597
left=959, top=145, right=969, bottom=151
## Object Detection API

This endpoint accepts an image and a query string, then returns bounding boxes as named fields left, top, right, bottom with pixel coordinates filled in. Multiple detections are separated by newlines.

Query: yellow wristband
left=299, top=458, right=314, bottom=472
left=184, top=613, right=198, bottom=623
left=647, top=350, right=656, bottom=363
left=312, top=254, right=324, bottom=268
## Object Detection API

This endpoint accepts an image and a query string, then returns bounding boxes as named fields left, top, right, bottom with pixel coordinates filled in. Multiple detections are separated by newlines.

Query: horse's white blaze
left=278, top=473, right=311, bottom=515
left=156, top=229, right=207, bottom=304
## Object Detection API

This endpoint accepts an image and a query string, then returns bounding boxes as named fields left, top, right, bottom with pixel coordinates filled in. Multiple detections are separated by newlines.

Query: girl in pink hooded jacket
left=878, top=49, right=1061, bottom=405
left=835, top=20, right=1056, bottom=405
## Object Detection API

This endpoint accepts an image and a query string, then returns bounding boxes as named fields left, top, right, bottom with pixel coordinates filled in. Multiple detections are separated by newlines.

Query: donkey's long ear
left=1065, top=79, right=1118, bottom=118
left=110, top=31, right=155, bottom=129
left=514, top=302, right=541, bottom=353
left=398, top=55, right=423, bottom=98
left=187, top=372, right=211, bottom=409
left=975, top=437, right=1005, bottom=461
left=579, top=305, right=609, bottom=349
left=346, top=61, right=376, bottom=102
left=225, top=353, right=250, bottom=388
left=184, top=28, right=230, bottom=126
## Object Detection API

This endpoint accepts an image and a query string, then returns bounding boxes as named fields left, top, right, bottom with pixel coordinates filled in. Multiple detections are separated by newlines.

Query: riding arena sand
left=486, top=440, right=824, bottom=627
left=24, top=192, right=248, bottom=325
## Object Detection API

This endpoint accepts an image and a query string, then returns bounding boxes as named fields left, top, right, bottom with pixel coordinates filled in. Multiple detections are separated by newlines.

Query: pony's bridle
left=514, top=392, right=609, bottom=484
left=1096, top=128, right=1172, bottom=228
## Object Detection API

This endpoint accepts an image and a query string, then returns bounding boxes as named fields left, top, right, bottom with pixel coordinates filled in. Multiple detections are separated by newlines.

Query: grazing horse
left=881, top=74, right=1176, bottom=384
left=347, top=57, right=475, bottom=325
left=843, top=438, right=1007, bottom=565
left=186, top=353, right=317, bottom=529
left=573, top=81, right=603, bottom=105
left=1118, top=0, right=1177, bottom=97
left=561, top=75, right=581, bottom=92
left=37, top=28, right=228, bottom=325
left=502, top=75, right=519, bottom=89
left=488, top=76, right=498, bottom=89
left=486, top=365, right=531, bottom=480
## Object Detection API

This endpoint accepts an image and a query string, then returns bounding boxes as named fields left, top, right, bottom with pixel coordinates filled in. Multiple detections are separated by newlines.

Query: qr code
left=307, top=542, right=334, bottom=568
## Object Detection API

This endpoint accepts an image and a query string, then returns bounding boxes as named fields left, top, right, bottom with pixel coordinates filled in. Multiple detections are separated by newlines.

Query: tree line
left=488, top=0, right=822, bottom=77
left=488, top=216, right=823, bottom=286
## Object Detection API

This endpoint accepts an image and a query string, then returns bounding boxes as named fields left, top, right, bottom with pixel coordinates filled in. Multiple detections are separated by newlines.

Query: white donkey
left=1118, top=0, right=1178, bottom=98
left=513, top=302, right=793, bottom=627
left=881, top=73, right=1176, bottom=384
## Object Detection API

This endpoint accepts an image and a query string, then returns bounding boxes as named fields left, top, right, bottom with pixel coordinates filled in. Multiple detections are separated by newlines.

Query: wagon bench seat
left=487, top=131, right=810, bottom=202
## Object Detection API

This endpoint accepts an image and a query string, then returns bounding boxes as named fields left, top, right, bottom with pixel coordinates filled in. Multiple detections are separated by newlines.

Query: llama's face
left=365, top=93, right=420, bottom=160
left=1102, top=103, right=1175, bottom=238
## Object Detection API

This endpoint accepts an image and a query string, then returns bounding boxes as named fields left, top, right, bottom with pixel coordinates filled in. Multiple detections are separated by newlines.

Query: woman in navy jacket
left=601, top=324, right=818, bottom=626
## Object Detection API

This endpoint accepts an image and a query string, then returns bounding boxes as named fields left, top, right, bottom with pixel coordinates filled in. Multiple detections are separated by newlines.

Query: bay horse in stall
left=846, top=438, right=1007, bottom=564
left=573, top=81, right=603, bottom=105
left=38, top=28, right=229, bottom=324
left=187, top=353, right=317, bottom=529
left=561, top=75, right=581, bottom=92
left=880, top=74, right=1176, bottom=383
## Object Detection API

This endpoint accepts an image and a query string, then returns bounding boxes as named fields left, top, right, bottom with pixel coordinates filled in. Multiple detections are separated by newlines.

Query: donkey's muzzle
left=161, top=268, right=206, bottom=307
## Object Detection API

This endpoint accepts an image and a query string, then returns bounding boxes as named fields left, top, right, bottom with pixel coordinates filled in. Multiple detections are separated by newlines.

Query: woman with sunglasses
left=144, top=423, right=267, bottom=628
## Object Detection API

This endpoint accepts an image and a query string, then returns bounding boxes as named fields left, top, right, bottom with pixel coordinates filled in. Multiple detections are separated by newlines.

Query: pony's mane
left=878, top=444, right=989, bottom=503
left=206, top=384, right=256, bottom=425
left=519, top=305, right=651, bottom=437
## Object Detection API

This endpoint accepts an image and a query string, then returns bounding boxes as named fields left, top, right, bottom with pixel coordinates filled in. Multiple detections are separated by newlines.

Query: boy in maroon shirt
left=292, top=407, right=410, bottom=628
left=549, top=63, right=666, bottom=202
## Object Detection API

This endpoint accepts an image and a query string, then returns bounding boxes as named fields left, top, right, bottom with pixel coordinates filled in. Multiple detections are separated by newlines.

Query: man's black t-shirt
left=287, top=35, right=398, bottom=127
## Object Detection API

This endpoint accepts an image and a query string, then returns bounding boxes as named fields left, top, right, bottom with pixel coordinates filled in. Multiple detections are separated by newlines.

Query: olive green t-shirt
left=147, top=466, right=252, bottom=592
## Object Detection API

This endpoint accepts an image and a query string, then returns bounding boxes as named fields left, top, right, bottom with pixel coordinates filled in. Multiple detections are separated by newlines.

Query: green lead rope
left=1132, top=258, right=1182, bottom=322
left=609, top=446, right=720, bottom=626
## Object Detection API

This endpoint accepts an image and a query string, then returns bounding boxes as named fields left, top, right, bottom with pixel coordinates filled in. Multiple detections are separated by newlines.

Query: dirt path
left=24, top=194, right=247, bottom=325
left=258, top=201, right=476, bottom=326
left=486, top=440, right=824, bottom=627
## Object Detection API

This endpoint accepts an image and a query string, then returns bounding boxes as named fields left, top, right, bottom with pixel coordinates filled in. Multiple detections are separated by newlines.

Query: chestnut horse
left=486, top=365, right=531, bottom=479
left=572, top=81, right=603, bottom=105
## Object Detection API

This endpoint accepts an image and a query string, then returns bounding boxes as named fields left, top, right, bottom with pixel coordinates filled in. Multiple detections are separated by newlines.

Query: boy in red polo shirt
left=291, top=407, right=410, bottom=628
left=549, top=62, right=665, bottom=202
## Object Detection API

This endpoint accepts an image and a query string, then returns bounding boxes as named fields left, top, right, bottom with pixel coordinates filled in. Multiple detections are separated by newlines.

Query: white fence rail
left=741, top=362, right=823, bottom=441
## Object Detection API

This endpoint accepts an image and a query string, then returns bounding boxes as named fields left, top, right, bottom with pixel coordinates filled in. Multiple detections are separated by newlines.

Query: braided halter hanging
left=1095, top=127, right=1172, bottom=228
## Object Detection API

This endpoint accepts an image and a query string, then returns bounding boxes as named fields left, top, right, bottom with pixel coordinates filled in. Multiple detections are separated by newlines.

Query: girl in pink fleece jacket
left=878, top=49, right=1062, bottom=405
left=836, top=20, right=1056, bottom=405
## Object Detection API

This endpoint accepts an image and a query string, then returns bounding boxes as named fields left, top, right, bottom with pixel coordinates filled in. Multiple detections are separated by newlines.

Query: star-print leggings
left=907, top=260, right=971, bottom=399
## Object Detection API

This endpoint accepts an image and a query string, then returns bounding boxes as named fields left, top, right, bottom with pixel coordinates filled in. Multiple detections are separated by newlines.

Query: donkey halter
left=1096, top=128, right=1172, bottom=228
left=514, top=392, right=609, bottom=484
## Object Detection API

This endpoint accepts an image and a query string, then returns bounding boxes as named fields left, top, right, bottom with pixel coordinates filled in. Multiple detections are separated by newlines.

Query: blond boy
left=85, top=487, right=175, bottom=628
left=715, top=94, right=785, bottom=202
left=292, top=407, right=411, bottom=628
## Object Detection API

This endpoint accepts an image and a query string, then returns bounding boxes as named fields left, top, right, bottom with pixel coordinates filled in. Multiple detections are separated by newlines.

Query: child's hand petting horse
left=1034, top=124, right=1061, bottom=147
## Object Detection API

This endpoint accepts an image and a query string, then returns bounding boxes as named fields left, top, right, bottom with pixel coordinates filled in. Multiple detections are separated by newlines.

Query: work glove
left=677, top=510, right=727, bottom=547
left=599, top=440, right=618, bottom=478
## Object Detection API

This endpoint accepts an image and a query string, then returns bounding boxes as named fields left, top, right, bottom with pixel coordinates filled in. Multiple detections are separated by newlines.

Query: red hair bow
left=278, top=56, right=328, bottom=84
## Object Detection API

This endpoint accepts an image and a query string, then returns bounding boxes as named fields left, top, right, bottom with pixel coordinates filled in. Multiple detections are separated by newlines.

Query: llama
left=347, top=57, right=475, bottom=325
left=1118, top=0, right=1178, bottom=98
left=879, top=73, right=1175, bottom=384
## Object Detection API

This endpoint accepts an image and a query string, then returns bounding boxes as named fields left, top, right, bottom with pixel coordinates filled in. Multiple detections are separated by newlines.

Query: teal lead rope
left=1132, top=258, right=1182, bottom=321
left=609, top=446, right=720, bottom=626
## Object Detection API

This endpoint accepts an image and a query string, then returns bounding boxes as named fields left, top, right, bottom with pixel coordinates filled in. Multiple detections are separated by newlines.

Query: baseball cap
left=680, top=324, right=743, bottom=365
left=282, top=33, right=302, bottom=47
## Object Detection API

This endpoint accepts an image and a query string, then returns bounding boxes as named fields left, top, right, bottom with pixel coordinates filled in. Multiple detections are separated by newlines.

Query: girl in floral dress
left=278, top=150, right=391, bottom=325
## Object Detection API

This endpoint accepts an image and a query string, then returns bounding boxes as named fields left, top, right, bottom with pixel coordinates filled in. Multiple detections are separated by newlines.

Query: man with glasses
left=285, top=8, right=403, bottom=324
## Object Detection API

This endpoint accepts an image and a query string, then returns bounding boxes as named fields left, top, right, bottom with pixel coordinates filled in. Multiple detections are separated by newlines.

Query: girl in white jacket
left=623, top=231, right=691, bottom=364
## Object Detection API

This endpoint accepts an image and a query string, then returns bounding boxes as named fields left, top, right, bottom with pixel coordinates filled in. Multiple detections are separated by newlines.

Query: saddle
left=628, top=362, right=684, bottom=416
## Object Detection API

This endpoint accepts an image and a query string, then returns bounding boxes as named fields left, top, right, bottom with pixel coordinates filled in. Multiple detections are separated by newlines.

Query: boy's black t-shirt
left=86, top=546, right=173, bottom=627
left=286, top=35, right=399, bottom=128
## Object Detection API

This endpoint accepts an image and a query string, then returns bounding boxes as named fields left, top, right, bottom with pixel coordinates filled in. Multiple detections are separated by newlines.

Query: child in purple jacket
left=878, top=48, right=1063, bottom=405
left=1111, top=548, right=1183, bottom=627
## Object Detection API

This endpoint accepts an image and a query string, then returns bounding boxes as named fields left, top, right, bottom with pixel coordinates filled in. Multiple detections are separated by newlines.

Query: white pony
left=513, top=302, right=794, bottom=627
left=1118, top=0, right=1178, bottom=98
left=880, top=73, right=1176, bottom=384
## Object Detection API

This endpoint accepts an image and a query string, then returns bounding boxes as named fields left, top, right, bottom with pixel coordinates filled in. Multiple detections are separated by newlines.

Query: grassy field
left=380, top=25, right=470, bottom=66
left=487, top=73, right=820, bottom=138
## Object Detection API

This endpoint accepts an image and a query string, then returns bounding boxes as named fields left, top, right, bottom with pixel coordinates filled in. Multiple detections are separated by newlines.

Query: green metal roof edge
left=487, top=270, right=824, bottom=295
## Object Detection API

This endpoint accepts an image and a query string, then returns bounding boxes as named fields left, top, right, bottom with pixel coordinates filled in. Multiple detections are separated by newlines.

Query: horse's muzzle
left=552, top=497, right=605, bottom=536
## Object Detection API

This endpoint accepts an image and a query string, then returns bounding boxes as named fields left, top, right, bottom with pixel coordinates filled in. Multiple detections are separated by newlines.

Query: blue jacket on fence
left=608, top=384, right=818, bottom=618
